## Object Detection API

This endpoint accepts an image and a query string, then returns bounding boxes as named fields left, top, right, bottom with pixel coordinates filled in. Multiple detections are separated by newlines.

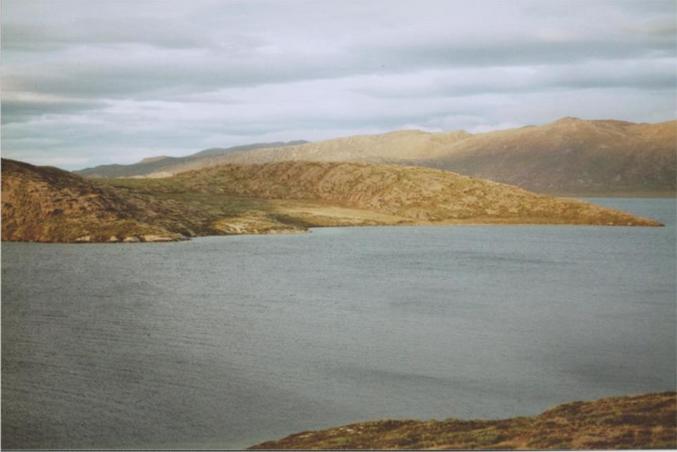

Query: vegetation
left=2, top=158, right=661, bottom=243
left=221, top=118, right=677, bottom=196
left=250, top=392, right=677, bottom=450
left=80, top=118, right=677, bottom=196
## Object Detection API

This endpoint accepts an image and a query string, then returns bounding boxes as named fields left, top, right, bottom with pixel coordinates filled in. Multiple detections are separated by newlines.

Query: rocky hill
left=75, top=140, right=307, bottom=178
left=2, top=158, right=661, bottom=243
left=428, top=118, right=677, bottom=195
left=74, top=118, right=676, bottom=196
left=198, top=118, right=677, bottom=195
left=1, top=159, right=182, bottom=242
left=250, top=392, right=677, bottom=450
left=151, top=161, right=660, bottom=225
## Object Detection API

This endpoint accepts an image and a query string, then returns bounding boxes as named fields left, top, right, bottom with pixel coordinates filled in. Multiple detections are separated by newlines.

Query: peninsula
left=2, top=158, right=661, bottom=243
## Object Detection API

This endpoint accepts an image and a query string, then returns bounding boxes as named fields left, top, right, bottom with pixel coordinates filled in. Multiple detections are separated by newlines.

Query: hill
left=2, top=159, right=661, bottom=243
left=250, top=392, right=677, bottom=450
left=139, top=161, right=660, bottom=225
left=204, top=118, right=677, bottom=195
left=0, top=159, right=182, bottom=242
left=428, top=118, right=677, bottom=195
left=75, top=140, right=307, bottom=178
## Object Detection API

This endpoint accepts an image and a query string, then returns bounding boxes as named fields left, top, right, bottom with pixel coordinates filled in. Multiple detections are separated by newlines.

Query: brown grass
left=250, top=392, right=677, bottom=450
left=2, top=158, right=662, bottom=243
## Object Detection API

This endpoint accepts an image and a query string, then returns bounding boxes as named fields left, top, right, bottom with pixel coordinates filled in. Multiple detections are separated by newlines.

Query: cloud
left=354, top=59, right=677, bottom=99
left=2, top=95, right=107, bottom=124
left=1, top=0, right=676, bottom=169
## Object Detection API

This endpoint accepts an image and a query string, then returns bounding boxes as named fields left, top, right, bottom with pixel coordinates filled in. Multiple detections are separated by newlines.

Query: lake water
left=2, top=198, right=675, bottom=449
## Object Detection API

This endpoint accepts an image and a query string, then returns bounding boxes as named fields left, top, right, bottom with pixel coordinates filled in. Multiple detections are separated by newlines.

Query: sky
left=2, top=0, right=676, bottom=169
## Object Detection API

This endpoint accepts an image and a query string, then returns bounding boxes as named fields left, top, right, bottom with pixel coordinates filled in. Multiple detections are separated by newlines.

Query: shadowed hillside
left=193, top=118, right=677, bottom=195
left=250, top=392, right=677, bottom=450
left=426, top=118, right=677, bottom=195
left=2, top=158, right=661, bottom=243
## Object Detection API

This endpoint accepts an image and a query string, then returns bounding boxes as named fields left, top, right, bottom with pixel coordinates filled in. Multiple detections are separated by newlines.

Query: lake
left=2, top=198, right=675, bottom=449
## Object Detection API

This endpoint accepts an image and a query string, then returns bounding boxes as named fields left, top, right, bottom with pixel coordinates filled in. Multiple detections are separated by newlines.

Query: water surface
left=2, top=198, right=675, bottom=449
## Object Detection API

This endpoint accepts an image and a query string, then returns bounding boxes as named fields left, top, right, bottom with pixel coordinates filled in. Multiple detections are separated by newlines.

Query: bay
left=2, top=198, right=675, bottom=449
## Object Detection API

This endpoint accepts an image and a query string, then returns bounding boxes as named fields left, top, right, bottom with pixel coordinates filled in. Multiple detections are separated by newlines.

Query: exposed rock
left=141, top=234, right=179, bottom=242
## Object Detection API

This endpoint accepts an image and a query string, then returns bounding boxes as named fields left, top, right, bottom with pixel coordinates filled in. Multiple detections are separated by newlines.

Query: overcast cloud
left=2, top=0, right=676, bottom=169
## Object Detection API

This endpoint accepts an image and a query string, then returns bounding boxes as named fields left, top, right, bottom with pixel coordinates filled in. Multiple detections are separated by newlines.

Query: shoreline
left=3, top=159, right=666, bottom=243
left=249, top=392, right=677, bottom=450
left=0, top=216, right=666, bottom=245
left=2, top=196, right=670, bottom=245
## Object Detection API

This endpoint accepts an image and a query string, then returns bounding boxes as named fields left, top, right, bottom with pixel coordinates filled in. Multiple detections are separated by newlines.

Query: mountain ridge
left=76, top=118, right=676, bottom=195
left=75, top=140, right=308, bottom=178
left=219, top=117, right=677, bottom=195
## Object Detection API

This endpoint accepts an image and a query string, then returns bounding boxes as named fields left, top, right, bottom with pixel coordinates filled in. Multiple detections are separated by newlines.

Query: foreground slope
left=2, top=159, right=660, bottom=243
left=250, top=392, right=677, bottom=450
left=211, top=118, right=677, bottom=195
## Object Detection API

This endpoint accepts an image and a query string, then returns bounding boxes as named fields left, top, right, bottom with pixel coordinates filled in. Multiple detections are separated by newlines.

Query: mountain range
left=76, top=118, right=677, bottom=196
left=76, top=140, right=307, bottom=178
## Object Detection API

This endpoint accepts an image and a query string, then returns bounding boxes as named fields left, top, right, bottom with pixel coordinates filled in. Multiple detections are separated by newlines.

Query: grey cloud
left=1, top=98, right=107, bottom=124
left=2, top=0, right=676, bottom=169
left=1, top=0, right=226, bottom=50
left=2, top=22, right=206, bottom=51
left=4, top=36, right=673, bottom=110
left=3, top=1, right=674, bottom=104
left=356, top=61, right=677, bottom=100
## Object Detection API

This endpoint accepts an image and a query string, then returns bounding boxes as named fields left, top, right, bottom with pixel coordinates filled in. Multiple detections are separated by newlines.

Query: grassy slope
left=2, top=159, right=662, bottom=243
left=426, top=118, right=677, bottom=195
left=112, top=161, right=661, bottom=226
left=212, top=118, right=677, bottom=195
left=250, top=392, right=677, bottom=450
left=1, top=159, right=180, bottom=242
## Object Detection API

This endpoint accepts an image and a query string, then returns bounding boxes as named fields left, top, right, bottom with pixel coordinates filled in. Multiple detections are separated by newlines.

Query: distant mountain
left=75, top=141, right=307, bottom=178
left=215, top=118, right=677, bottom=195
left=75, top=119, right=676, bottom=196
left=2, top=158, right=661, bottom=242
